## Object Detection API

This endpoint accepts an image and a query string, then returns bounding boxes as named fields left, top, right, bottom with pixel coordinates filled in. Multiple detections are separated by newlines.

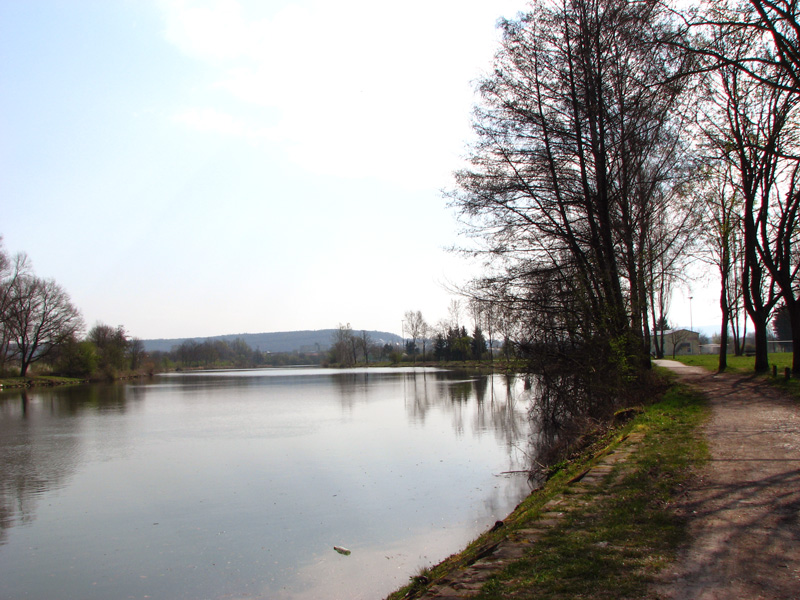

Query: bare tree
left=450, top=0, right=696, bottom=403
left=403, top=310, right=424, bottom=363
left=129, top=337, right=146, bottom=370
left=644, top=200, right=700, bottom=360
left=683, top=0, right=800, bottom=95
left=358, top=330, right=372, bottom=364
left=0, top=248, right=31, bottom=372
left=670, top=328, right=695, bottom=358
left=696, top=162, right=745, bottom=370
left=698, top=12, right=799, bottom=371
left=330, top=323, right=355, bottom=367
left=481, top=301, right=498, bottom=363
left=6, top=276, right=83, bottom=376
left=447, top=299, right=461, bottom=330
left=418, top=318, right=430, bottom=361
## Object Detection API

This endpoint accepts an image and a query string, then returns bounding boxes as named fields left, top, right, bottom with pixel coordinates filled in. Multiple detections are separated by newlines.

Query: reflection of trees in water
left=401, top=369, right=605, bottom=484
left=328, top=369, right=537, bottom=482
left=331, top=372, right=372, bottom=410
left=485, top=376, right=532, bottom=471
left=404, top=372, right=533, bottom=469
left=0, top=384, right=131, bottom=545
left=524, top=370, right=603, bottom=482
left=23, top=383, right=132, bottom=416
left=473, top=376, right=489, bottom=405
left=480, top=467, right=534, bottom=520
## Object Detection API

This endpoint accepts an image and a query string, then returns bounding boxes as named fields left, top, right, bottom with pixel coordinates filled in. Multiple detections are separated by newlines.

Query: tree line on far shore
left=0, top=234, right=514, bottom=377
left=327, top=307, right=509, bottom=368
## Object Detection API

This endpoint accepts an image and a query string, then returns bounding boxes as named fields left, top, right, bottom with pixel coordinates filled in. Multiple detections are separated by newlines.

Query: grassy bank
left=668, top=352, right=794, bottom=374
left=0, top=369, right=156, bottom=390
left=670, top=352, right=800, bottom=398
left=386, top=374, right=709, bottom=600
left=0, top=374, right=87, bottom=389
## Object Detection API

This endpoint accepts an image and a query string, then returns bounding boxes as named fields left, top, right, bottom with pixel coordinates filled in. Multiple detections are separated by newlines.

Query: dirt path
left=652, top=360, right=800, bottom=599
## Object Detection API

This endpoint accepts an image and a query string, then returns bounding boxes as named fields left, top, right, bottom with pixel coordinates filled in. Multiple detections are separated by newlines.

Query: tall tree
left=688, top=0, right=800, bottom=95
left=451, top=0, right=695, bottom=404
left=6, top=276, right=83, bottom=376
left=128, top=337, right=146, bottom=370
left=330, top=323, right=356, bottom=367
left=88, top=323, right=130, bottom=375
left=0, top=247, right=30, bottom=372
left=697, top=163, right=745, bottom=370
left=358, top=330, right=372, bottom=364
left=699, top=10, right=799, bottom=371
left=403, top=310, right=424, bottom=364
left=418, top=319, right=429, bottom=360
left=773, top=304, right=793, bottom=340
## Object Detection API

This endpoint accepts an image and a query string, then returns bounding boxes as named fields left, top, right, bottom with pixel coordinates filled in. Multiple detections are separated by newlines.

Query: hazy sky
left=0, top=0, right=720, bottom=340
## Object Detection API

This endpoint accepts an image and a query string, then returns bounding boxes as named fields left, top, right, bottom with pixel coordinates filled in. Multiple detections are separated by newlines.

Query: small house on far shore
left=651, top=329, right=700, bottom=357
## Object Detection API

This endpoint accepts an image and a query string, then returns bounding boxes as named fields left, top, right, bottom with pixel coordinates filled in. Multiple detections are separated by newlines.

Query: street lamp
left=689, top=295, right=694, bottom=332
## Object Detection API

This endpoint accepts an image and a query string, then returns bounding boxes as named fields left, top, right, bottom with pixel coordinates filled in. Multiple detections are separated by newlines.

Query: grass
left=386, top=375, right=709, bottom=600
left=669, top=352, right=800, bottom=398
left=667, top=351, right=794, bottom=374
left=0, top=374, right=86, bottom=389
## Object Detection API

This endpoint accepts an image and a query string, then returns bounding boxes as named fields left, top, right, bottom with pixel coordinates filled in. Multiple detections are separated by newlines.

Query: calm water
left=0, top=367, right=533, bottom=600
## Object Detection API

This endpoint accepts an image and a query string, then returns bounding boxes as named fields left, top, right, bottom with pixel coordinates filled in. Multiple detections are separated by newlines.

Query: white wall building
left=651, top=329, right=700, bottom=357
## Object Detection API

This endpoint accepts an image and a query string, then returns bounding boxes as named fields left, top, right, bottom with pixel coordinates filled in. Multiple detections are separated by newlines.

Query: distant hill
left=141, top=329, right=404, bottom=354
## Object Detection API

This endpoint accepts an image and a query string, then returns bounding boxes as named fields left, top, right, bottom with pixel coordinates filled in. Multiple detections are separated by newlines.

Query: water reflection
left=0, top=369, right=534, bottom=600
left=0, top=384, right=140, bottom=544
left=403, top=372, right=529, bottom=454
left=0, top=390, right=81, bottom=543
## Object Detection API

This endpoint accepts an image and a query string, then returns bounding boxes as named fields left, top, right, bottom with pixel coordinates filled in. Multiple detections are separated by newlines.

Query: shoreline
left=384, top=371, right=707, bottom=599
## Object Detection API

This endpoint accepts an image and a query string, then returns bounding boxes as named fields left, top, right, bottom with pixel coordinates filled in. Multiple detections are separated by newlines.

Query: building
left=651, top=329, right=700, bottom=357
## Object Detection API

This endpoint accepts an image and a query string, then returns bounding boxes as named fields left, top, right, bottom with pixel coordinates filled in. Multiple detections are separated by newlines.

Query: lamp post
left=689, top=295, right=694, bottom=332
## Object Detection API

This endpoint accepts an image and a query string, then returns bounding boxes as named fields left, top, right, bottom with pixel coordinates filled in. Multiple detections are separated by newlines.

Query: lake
left=0, top=367, right=534, bottom=600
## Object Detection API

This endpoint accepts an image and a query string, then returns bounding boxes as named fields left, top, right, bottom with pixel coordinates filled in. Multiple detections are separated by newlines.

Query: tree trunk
left=788, top=299, right=800, bottom=374
left=753, top=316, right=770, bottom=373
left=719, top=286, right=729, bottom=372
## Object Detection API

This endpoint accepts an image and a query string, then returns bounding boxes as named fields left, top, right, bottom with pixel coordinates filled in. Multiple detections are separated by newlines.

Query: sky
left=0, top=0, right=721, bottom=341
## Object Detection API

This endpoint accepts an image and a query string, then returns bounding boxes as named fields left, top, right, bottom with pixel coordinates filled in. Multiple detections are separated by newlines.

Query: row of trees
left=328, top=324, right=404, bottom=366
left=452, top=0, right=695, bottom=398
left=448, top=0, right=800, bottom=413
left=402, top=302, right=517, bottom=362
left=329, top=304, right=511, bottom=367
left=160, top=337, right=322, bottom=369
left=55, top=324, right=147, bottom=379
left=432, top=325, right=489, bottom=362
left=689, top=0, right=800, bottom=373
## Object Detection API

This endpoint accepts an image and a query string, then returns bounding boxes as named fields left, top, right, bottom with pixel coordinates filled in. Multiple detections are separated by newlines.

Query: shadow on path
left=652, top=360, right=800, bottom=600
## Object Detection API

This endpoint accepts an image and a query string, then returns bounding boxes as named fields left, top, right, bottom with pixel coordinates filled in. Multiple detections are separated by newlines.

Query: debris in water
left=333, top=546, right=351, bottom=556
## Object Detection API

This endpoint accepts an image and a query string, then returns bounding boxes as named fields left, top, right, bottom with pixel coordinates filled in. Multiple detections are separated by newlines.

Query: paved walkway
left=652, top=360, right=800, bottom=599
